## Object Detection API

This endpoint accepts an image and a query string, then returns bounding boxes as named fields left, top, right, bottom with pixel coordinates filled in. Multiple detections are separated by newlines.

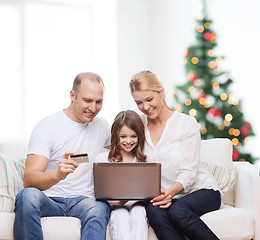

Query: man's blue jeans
left=13, top=187, right=110, bottom=240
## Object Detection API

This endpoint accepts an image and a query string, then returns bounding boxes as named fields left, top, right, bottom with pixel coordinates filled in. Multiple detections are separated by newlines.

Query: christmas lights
left=232, top=138, right=239, bottom=146
left=233, top=129, right=240, bottom=136
left=220, top=93, right=227, bottom=101
left=185, top=99, right=192, bottom=106
left=229, top=128, right=234, bottom=135
left=218, top=124, right=225, bottom=130
left=189, top=109, right=197, bottom=116
left=199, top=98, right=206, bottom=105
left=204, top=22, right=211, bottom=29
left=200, top=128, right=207, bottom=134
left=197, top=26, right=204, bottom=32
left=194, top=79, right=201, bottom=86
left=212, top=82, right=219, bottom=89
left=191, top=57, right=199, bottom=64
left=225, top=114, right=233, bottom=121
left=208, top=49, right=214, bottom=56
left=208, top=61, right=217, bottom=68
left=188, top=86, right=196, bottom=93
left=216, top=57, right=222, bottom=63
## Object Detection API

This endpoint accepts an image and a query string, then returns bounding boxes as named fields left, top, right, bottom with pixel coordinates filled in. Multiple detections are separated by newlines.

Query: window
left=0, top=0, right=118, bottom=142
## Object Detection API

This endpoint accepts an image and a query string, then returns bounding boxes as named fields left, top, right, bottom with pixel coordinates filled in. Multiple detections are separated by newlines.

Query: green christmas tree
left=173, top=2, right=255, bottom=163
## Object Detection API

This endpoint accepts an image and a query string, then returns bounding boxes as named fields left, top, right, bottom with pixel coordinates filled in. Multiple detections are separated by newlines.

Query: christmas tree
left=173, top=1, right=255, bottom=163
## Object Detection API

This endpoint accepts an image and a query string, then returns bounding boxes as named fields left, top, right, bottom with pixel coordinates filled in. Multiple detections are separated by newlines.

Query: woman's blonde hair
left=129, top=70, right=163, bottom=94
left=108, top=110, right=147, bottom=163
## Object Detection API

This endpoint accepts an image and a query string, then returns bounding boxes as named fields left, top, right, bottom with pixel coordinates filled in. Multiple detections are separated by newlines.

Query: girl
left=129, top=70, right=221, bottom=240
left=95, top=110, right=148, bottom=240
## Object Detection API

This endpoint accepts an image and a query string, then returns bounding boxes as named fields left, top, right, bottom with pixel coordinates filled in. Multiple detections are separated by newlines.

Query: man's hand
left=56, top=152, right=79, bottom=180
left=150, top=189, right=172, bottom=209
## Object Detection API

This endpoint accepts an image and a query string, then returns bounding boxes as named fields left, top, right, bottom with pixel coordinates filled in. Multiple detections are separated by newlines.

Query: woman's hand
left=151, top=182, right=184, bottom=209
left=151, top=189, right=172, bottom=209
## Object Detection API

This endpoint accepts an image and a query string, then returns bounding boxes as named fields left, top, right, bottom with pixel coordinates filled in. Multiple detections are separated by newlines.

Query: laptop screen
left=93, top=162, right=161, bottom=200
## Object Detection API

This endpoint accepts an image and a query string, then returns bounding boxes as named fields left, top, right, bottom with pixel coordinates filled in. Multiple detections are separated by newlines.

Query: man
left=13, top=72, right=111, bottom=240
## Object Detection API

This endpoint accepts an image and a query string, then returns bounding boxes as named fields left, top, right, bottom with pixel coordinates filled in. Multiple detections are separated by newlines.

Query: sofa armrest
left=233, top=162, right=259, bottom=209
left=233, top=162, right=260, bottom=240
left=252, top=175, right=260, bottom=240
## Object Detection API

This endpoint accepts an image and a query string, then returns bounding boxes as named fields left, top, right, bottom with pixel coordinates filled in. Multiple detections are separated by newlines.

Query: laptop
left=93, top=162, right=161, bottom=200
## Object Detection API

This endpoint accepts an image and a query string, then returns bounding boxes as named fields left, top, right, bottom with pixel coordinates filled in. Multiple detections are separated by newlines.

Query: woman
left=95, top=110, right=148, bottom=240
left=129, top=70, right=221, bottom=240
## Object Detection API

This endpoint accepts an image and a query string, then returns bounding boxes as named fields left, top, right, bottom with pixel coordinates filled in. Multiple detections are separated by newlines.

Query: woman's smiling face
left=132, top=90, right=165, bottom=119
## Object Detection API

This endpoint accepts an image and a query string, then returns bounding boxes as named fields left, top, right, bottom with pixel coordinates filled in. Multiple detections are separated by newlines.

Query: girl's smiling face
left=118, top=125, right=138, bottom=153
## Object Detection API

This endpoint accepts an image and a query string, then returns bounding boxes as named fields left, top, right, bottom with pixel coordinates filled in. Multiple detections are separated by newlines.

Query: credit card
left=70, top=153, right=89, bottom=163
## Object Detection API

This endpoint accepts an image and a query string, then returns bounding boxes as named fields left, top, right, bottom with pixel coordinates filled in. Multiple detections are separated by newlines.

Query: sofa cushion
left=0, top=154, right=25, bottom=212
left=0, top=213, right=82, bottom=240
left=201, top=205, right=254, bottom=239
left=41, top=217, right=81, bottom=240
left=0, top=212, right=15, bottom=239
left=1, top=207, right=253, bottom=240
left=200, top=138, right=237, bottom=193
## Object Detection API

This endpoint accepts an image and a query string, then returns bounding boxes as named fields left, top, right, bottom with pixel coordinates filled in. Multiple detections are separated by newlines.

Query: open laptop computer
left=93, top=162, right=161, bottom=200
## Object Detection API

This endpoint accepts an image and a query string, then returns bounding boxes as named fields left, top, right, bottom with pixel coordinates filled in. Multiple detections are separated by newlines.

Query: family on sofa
left=13, top=71, right=224, bottom=240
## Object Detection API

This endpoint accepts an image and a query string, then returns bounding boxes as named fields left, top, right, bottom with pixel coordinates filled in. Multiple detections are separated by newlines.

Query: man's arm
left=23, top=152, right=78, bottom=191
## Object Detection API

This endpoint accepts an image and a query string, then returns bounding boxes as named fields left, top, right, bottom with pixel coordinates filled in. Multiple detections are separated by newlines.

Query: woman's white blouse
left=142, top=111, right=219, bottom=199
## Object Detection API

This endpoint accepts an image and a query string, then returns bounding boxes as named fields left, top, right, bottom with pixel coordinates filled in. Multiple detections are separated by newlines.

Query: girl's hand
left=151, top=189, right=172, bottom=209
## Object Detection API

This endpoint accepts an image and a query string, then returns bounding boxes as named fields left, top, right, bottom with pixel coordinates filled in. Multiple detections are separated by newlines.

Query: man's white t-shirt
left=28, top=111, right=110, bottom=198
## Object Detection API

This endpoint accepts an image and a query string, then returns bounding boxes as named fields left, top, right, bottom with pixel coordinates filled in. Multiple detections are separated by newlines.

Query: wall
left=116, top=0, right=260, bottom=161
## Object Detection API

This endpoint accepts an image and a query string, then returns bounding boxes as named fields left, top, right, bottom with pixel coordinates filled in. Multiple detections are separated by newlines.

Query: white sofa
left=0, top=138, right=259, bottom=240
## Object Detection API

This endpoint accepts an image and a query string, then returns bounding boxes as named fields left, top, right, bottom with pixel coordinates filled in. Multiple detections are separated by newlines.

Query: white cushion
left=200, top=139, right=237, bottom=193
left=201, top=205, right=254, bottom=239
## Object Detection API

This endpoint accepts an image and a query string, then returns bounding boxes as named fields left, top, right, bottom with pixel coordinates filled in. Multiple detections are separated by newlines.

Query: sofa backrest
left=200, top=138, right=233, bottom=165
left=0, top=143, right=28, bottom=161
left=0, top=139, right=236, bottom=207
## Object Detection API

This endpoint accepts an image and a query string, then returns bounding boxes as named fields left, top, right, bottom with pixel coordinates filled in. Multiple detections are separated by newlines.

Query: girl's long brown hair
left=108, top=110, right=147, bottom=162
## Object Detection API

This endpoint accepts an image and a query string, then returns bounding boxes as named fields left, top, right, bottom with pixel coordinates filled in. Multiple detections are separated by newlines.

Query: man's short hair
left=72, top=72, right=104, bottom=93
